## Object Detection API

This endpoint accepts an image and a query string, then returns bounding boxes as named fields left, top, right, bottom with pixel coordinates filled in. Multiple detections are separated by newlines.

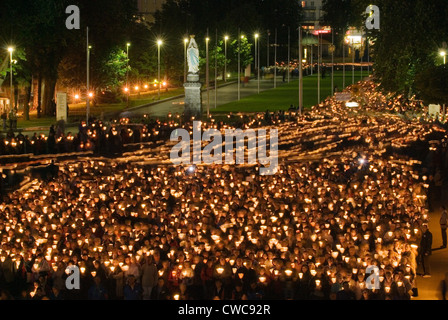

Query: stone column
left=184, top=73, right=202, bottom=120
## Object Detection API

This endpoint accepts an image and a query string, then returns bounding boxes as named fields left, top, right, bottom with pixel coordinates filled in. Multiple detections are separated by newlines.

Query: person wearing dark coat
left=419, top=224, right=433, bottom=277
left=151, top=277, right=170, bottom=300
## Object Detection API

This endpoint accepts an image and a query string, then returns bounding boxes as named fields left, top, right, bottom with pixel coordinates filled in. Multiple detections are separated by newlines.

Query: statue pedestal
left=184, top=73, right=202, bottom=120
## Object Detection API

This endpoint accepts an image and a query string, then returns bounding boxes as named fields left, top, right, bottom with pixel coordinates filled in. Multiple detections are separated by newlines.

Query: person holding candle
left=141, top=255, right=158, bottom=300
left=150, top=277, right=169, bottom=300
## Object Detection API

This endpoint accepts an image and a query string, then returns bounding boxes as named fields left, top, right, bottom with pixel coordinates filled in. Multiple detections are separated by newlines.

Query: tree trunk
left=37, top=75, right=42, bottom=118
left=24, top=84, right=31, bottom=121
left=42, top=76, right=57, bottom=117
left=14, top=85, right=19, bottom=111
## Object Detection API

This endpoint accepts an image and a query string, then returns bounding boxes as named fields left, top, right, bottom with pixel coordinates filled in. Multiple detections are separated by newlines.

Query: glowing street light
left=206, top=36, right=210, bottom=117
left=224, top=35, right=229, bottom=82
left=255, top=33, right=260, bottom=93
left=126, top=42, right=131, bottom=108
left=86, top=27, right=91, bottom=124
left=184, top=38, right=188, bottom=83
left=7, top=47, right=14, bottom=113
left=440, top=50, right=446, bottom=65
left=157, top=39, right=162, bottom=99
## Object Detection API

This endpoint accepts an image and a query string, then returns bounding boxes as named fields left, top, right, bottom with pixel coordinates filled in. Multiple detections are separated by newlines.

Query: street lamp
left=157, top=39, right=162, bottom=99
left=184, top=38, right=188, bottom=83
left=86, top=27, right=91, bottom=124
left=126, top=43, right=131, bottom=107
left=7, top=47, right=14, bottom=114
left=224, top=35, right=229, bottom=82
left=214, top=29, right=218, bottom=110
left=298, top=25, right=303, bottom=114
left=440, top=50, right=446, bottom=65
left=206, top=36, right=210, bottom=117
left=274, top=28, right=277, bottom=88
left=255, top=33, right=260, bottom=93
left=238, top=31, right=242, bottom=100
left=287, top=27, right=291, bottom=84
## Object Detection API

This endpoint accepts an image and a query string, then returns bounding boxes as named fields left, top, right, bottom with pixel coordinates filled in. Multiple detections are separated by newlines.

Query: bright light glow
left=184, top=38, right=188, bottom=43
left=134, top=86, right=139, bottom=91
left=187, top=166, right=195, bottom=174
left=7, top=47, right=14, bottom=53
left=88, top=92, right=93, bottom=98
left=241, top=35, right=245, bottom=39
left=440, top=50, right=446, bottom=57
left=127, top=43, right=131, bottom=47
left=346, top=35, right=362, bottom=44
left=144, top=84, right=148, bottom=89
left=157, top=40, right=163, bottom=46
left=255, top=33, right=259, bottom=39
left=359, top=158, right=366, bottom=165
left=74, top=94, right=80, bottom=100
left=124, top=87, right=129, bottom=92
left=313, top=29, right=331, bottom=35
left=206, top=37, right=210, bottom=42
left=224, top=36, right=229, bottom=41
left=345, top=101, right=359, bottom=108
left=162, top=82, right=167, bottom=87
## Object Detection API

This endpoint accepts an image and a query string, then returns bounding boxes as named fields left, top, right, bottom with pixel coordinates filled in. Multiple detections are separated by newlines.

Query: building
left=137, top=0, right=166, bottom=24
left=300, top=0, right=324, bottom=29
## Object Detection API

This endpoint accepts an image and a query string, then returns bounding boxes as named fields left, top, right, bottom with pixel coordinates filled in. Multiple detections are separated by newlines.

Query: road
left=120, top=76, right=288, bottom=118
left=414, top=184, right=448, bottom=300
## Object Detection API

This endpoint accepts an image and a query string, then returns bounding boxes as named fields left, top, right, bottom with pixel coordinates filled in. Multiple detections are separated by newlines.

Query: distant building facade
left=300, top=0, right=324, bottom=28
left=137, top=0, right=166, bottom=24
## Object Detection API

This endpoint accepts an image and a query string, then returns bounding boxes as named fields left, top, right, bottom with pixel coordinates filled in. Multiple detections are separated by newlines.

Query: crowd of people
left=0, top=80, right=446, bottom=300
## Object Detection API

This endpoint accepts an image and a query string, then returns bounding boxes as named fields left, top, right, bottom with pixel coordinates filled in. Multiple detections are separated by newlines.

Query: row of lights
left=124, top=81, right=167, bottom=93
left=74, top=92, right=94, bottom=101
left=182, top=34, right=256, bottom=43
left=72, top=82, right=168, bottom=101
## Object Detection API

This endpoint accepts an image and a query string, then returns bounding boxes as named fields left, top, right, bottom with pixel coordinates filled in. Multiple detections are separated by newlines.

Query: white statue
left=187, top=36, right=200, bottom=74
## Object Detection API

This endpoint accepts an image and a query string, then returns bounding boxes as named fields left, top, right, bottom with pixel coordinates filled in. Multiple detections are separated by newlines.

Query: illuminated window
left=301, top=1, right=306, bottom=7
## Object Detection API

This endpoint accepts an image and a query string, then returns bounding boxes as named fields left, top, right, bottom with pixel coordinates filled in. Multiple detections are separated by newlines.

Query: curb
left=120, top=80, right=240, bottom=115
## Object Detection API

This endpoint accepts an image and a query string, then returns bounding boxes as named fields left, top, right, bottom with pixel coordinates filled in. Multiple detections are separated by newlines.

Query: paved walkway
left=120, top=76, right=288, bottom=118
left=414, top=185, right=448, bottom=300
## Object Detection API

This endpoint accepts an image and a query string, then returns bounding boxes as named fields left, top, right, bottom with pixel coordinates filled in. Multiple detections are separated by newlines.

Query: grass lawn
left=17, top=117, right=60, bottom=129
left=67, top=87, right=186, bottom=116
left=15, top=71, right=368, bottom=129
left=213, top=70, right=369, bottom=113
